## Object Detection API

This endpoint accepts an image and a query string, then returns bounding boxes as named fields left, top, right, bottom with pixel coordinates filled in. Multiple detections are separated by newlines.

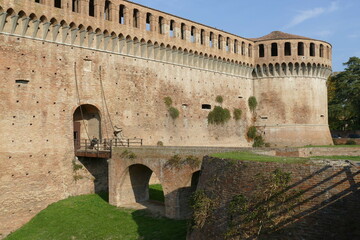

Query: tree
left=328, top=57, right=360, bottom=130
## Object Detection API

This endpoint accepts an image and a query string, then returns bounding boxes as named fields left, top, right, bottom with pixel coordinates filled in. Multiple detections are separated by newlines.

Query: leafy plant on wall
left=163, top=96, right=179, bottom=120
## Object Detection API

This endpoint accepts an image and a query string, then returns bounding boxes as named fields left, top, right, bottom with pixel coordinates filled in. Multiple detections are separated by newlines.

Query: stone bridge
left=108, top=146, right=247, bottom=219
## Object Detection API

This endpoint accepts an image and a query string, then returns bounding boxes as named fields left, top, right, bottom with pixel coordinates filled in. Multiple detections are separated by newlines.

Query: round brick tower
left=252, top=31, right=333, bottom=146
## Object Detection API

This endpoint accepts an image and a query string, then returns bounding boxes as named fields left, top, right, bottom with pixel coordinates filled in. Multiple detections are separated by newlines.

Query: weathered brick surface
left=188, top=157, right=360, bottom=240
left=0, top=0, right=335, bottom=237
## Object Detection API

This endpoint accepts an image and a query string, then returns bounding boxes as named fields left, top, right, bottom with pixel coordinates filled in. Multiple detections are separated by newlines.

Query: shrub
left=248, top=96, right=258, bottom=112
left=233, top=108, right=242, bottom=120
left=253, top=135, right=265, bottom=147
left=208, top=106, right=231, bottom=125
left=168, top=107, right=180, bottom=119
left=163, top=96, right=172, bottom=107
left=157, top=141, right=164, bottom=146
left=190, top=190, right=214, bottom=230
left=247, top=126, right=257, bottom=139
left=346, top=140, right=356, bottom=145
left=215, top=95, right=224, bottom=104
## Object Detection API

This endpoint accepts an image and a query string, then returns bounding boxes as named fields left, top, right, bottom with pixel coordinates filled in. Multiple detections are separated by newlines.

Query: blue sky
left=130, top=0, right=360, bottom=72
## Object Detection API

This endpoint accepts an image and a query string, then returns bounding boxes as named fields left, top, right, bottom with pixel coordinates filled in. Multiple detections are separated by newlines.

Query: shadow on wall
left=78, top=157, right=109, bottom=193
left=188, top=158, right=360, bottom=240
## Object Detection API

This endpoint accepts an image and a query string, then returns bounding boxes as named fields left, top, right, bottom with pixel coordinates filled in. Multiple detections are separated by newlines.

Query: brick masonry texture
left=0, top=0, right=336, bottom=237
left=188, top=157, right=360, bottom=240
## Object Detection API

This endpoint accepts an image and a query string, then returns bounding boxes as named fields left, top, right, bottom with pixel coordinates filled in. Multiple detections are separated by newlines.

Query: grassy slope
left=211, top=151, right=309, bottom=164
left=6, top=194, right=186, bottom=240
left=149, top=184, right=165, bottom=203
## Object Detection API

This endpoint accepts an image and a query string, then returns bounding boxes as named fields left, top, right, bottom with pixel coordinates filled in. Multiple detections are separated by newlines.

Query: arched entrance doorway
left=73, top=104, right=101, bottom=149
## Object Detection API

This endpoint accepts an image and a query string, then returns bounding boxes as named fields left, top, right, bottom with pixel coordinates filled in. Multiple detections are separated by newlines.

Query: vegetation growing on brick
left=208, top=106, right=231, bottom=125
left=248, top=96, right=258, bottom=112
left=225, top=168, right=302, bottom=239
left=247, top=126, right=257, bottom=139
left=189, top=190, right=215, bottom=230
left=164, top=96, right=180, bottom=120
left=120, top=149, right=137, bottom=159
left=215, top=95, right=224, bottom=104
left=233, top=108, right=242, bottom=121
left=166, top=154, right=201, bottom=169
left=253, top=135, right=265, bottom=147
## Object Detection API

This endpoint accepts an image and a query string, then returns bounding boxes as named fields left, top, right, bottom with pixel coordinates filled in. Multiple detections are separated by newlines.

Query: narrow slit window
left=200, top=29, right=205, bottom=45
left=298, top=42, right=304, bottom=56
left=209, top=32, right=213, bottom=47
left=310, top=43, right=315, bottom=56
left=319, top=44, right=324, bottom=57
left=104, top=0, right=111, bottom=21
left=119, top=4, right=125, bottom=24
left=284, top=42, right=291, bottom=56
left=72, top=0, right=79, bottom=13
left=248, top=44, right=252, bottom=57
left=181, top=23, right=185, bottom=40
left=259, top=44, right=265, bottom=58
left=54, top=0, right=61, bottom=8
left=241, top=42, right=245, bottom=56
left=133, top=9, right=139, bottom=28
left=159, top=17, right=164, bottom=34
left=191, top=26, right=196, bottom=43
left=218, top=35, right=222, bottom=50
left=226, top=37, right=230, bottom=52
left=169, top=20, right=175, bottom=37
left=271, top=43, right=278, bottom=56
left=234, top=40, right=238, bottom=53
left=89, top=0, right=95, bottom=17
left=202, top=104, right=211, bottom=110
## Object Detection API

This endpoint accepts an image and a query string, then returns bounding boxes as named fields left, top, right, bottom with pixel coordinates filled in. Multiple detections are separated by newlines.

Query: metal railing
left=74, top=138, right=143, bottom=158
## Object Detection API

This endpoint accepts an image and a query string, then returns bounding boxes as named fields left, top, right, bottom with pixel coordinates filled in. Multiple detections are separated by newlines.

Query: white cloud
left=284, top=1, right=339, bottom=29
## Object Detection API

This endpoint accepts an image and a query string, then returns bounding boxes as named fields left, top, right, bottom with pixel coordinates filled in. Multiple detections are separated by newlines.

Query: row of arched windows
left=258, top=42, right=331, bottom=59
left=33, top=0, right=253, bottom=57
left=0, top=7, right=253, bottom=78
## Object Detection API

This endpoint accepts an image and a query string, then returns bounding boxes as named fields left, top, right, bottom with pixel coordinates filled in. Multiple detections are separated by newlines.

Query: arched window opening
left=319, top=44, right=324, bottom=58
left=104, top=1, right=111, bottom=21
left=133, top=9, right=139, bottom=28
left=73, top=104, right=101, bottom=148
left=146, top=13, right=152, bottom=31
left=218, top=35, right=222, bottom=50
left=234, top=40, right=238, bottom=53
left=200, top=29, right=205, bottom=45
left=284, top=42, right=291, bottom=56
left=310, top=43, right=315, bottom=57
left=241, top=41, right=245, bottom=56
left=271, top=43, right=278, bottom=56
left=298, top=42, right=304, bottom=56
left=54, top=0, right=61, bottom=8
left=248, top=44, right=252, bottom=57
left=209, top=32, right=214, bottom=47
left=191, top=26, right=196, bottom=43
left=181, top=23, right=185, bottom=40
left=35, top=0, right=41, bottom=3
left=89, top=0, right=95, bottom=17
left=326, top=46, right=330, bottom=59
left=226, top=37, right=230, bottom=52
left=159, top=16, right=164, bottom=34
left=259, top=44, right=265, bottom=58
left=119, top=4, right=125, bottom=24
left=169, top=20, right=175, bottom=37
left=72, top=0, right=79, bottom=12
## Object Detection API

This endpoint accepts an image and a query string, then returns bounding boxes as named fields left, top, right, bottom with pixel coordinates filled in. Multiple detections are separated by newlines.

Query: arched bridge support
left=108, top=147, right=203, bottom=219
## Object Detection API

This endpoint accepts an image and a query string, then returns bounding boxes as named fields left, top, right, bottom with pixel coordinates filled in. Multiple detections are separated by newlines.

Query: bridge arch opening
left=73, top=104, right=101, bottom=147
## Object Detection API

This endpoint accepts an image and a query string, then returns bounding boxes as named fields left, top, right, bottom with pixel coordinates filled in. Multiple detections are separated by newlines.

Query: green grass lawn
left=149, top=184, right=165, bottom=203
left=211, top=151, right=309, bottom=164
left=5, top=194, right=186, bottom=240
left=302, top=144, right=360, bottom=148
left=311, top=155, right=360, bottom=161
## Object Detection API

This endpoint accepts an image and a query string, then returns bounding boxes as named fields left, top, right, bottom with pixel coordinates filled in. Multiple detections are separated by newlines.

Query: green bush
left=157, top=141, right=164, bottom=146
left=168, top=107, right=180, bottom=119
left=253, top=135, right=265, bottom=147
left=215, top=95, right=224, bottom=104
left=208, top=106, right=231, bottom=125
left=346, top=140, right=356, bottom=145
left=164, top=97, right=173, bottom=107
left=248, top=96, right=258, bottom=112
left=247, top=126, right=257, bottom=139
left=233, top=108, right=242, bottom=120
